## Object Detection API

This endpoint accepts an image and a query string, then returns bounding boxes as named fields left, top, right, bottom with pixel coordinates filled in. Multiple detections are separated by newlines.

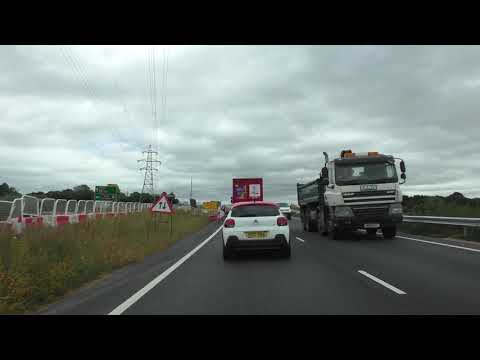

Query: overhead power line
left=160, top=48, right=169, bottom=152
left=59, top=45, right=128, bottom=147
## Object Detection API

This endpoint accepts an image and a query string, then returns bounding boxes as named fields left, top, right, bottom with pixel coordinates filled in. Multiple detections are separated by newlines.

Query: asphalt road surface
left=39, top=218, right=480, bottom=315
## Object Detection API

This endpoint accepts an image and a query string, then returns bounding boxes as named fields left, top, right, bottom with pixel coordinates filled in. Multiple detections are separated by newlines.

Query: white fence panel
left=54, top=199, right=67, bottom=215
left=66, top=200, right=77, bottom=215
left=77, top=200, right=86, bottom=214
left=22, top=195, right=40, bottom=217
left=9, top=198, right=22, bottom=220
left=94, top=201, right=105, bottom=214
left=85, top=200, right=94, bottom=214
left=0, top=201, right=12, bottom=222
left=118, top=202, right=126, bottom=213
left=39, top=198, right=56, bottom=226
left=40, top=198, right=55, bottom=215
left=104, top=201, right=113, bottom=213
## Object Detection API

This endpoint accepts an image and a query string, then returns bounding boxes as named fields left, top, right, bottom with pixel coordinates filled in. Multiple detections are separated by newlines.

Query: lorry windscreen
left=335, top=161, right=398, bottom=185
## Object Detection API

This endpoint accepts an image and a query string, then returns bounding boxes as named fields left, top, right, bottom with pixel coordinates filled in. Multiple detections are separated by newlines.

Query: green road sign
left=95, top=185, right=119, bottom=201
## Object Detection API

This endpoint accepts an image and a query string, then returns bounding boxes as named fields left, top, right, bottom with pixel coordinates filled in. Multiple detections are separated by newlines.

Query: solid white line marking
left=295, top=237, right=305, bottom=243
left=358, top=270, right=406, bottom=295
left=109, top=226, right=223, bottom=315
left=398, top=235, right=480, bottom=254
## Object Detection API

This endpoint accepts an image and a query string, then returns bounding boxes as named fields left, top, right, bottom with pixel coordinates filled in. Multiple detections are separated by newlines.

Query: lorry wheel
left=306, top=216, right=315, bottom=232
left=223, top=243, right=233, bottom=260
left=281, top=244, right=291, bottom=259
left=329, top=227, right=342, bottom=240
left=318, top=211, right=328, bottom=236
left=382, top=227, right=396, bottom=239
left=309, top=211, right=318, bottom=232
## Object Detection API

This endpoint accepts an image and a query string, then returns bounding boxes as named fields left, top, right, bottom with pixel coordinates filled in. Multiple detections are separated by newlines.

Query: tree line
left=0, top=183, right=179, bottom=205
left=403, top=192, right=480, bottom=217
left=0, top=183, right=21, bottom=201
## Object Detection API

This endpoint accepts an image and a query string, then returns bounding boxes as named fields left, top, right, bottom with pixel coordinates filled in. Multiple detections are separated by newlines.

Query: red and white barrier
left=4, top=197, right=151, bottom=233
left=56, top=215, right=70, bottom=226
left=23, top=216, right=43, bottom=227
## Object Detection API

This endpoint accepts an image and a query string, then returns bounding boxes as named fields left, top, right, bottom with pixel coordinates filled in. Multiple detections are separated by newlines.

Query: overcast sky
left=1, top=45, right=480, bottom=203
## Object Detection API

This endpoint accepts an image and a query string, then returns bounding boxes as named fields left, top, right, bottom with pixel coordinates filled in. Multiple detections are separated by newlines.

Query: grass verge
left=399, top=222, right=480, bottom=243
left=0, top=211, right=208, bottom=314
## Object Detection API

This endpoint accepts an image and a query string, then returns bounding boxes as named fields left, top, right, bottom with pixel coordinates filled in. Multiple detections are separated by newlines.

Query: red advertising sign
left=232, top=178, right=263, bottom=203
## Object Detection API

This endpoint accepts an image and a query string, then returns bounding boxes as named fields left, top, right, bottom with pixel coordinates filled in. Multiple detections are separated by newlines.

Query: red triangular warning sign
left=150, top=193, right=174, bottom=214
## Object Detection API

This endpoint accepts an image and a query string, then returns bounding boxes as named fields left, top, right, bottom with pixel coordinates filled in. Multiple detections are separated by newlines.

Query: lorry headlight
left=334, top=206, right=353, bottom=217
left=389, top=203, right=403, bottom=215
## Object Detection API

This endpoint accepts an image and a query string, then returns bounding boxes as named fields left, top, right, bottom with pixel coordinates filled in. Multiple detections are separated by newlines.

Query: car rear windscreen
left=231, top=205, right=280, bottom=217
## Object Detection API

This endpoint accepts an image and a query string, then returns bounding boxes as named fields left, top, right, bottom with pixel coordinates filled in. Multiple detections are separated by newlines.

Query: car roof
left=231, top=201, right=278, bottom=208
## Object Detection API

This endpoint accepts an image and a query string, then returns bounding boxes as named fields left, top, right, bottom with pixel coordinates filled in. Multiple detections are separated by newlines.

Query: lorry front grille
left=344, top=197, right=395, bottom=204
left=343, top=190, right=393, bottom=198
left=342, top=190, right=396, bottom=204
left=352, top=206, right=389, bottom=217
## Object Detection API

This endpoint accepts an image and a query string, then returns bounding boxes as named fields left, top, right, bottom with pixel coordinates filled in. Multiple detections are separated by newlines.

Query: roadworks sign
left=150, top=193, right=174, bottom=214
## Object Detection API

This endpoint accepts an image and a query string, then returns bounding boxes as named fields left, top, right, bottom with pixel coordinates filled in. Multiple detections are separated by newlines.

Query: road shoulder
left=36, top=221, right=220, bottom=315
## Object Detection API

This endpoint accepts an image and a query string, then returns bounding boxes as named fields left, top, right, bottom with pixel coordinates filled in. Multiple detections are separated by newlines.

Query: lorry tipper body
left=297, top=150, right=406, bottom=239
left=232, top=178, right=263, bottom=204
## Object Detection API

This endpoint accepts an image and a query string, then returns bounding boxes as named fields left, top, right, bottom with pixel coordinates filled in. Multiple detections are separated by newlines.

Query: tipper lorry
left=297, top=150, right=406, bottom=239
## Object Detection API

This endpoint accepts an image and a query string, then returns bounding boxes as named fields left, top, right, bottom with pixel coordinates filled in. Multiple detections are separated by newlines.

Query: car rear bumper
left=225, top=234, right=289, bottom=251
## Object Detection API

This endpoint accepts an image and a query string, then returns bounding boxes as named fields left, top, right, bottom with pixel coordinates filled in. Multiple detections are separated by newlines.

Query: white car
left=276, top=202, right=292, bottom=220
left=222, top=201, right=291, bottom=260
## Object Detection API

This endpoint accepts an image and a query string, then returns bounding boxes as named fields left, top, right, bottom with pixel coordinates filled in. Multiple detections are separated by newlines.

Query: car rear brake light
left=224, top=218, right=235, bottom=228
left=277, top=217, right=288, bottom=226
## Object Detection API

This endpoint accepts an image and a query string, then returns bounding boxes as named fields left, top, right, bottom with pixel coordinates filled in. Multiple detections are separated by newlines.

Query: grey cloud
left=1, top=45, right=480, bottom=203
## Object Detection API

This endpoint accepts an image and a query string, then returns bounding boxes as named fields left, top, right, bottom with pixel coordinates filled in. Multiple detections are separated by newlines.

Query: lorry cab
left=322, top=150, right=406, bottom=238
left=324, top=151, right=403, bottom=206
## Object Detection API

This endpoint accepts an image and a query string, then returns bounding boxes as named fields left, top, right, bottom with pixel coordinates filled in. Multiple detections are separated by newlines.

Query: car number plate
left=245, top=231, right=268, bottom=239
left=364, top=223, right=380, bottom=228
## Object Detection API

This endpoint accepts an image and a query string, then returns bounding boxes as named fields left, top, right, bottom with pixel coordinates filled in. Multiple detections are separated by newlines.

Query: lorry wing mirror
left=321, top=167, right=328, bottom=178
left=400, top=160, right=406, bottom=173
left=401, top=173, right=406, bottom=180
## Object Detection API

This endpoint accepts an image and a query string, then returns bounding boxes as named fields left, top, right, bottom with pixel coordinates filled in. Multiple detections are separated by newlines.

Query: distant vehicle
left=297, top=150, right=406, bottom=240
left=222, top=201, right=290, bottom=260
left=276, top=202, right=292, bottom=220
left=223, top=204, right=232, bottom=215
left=231, top=178, right=263, bottom=203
